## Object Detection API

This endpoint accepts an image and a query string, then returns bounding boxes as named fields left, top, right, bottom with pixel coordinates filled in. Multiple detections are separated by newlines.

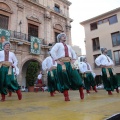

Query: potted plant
left=26, top=61, right=39, bottom=92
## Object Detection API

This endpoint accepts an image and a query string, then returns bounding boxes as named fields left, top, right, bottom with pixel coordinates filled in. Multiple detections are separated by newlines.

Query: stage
left=0, top=90, right=120, bottom=120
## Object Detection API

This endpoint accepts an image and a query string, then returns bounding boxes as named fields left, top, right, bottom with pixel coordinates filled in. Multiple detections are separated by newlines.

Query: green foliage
left=26, top=62, right=39, bottom=86
left=117, top=74, right=120, bottom=86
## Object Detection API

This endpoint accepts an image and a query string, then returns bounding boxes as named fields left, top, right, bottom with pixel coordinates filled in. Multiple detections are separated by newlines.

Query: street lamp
left=19, top=20, right=22, bottom=33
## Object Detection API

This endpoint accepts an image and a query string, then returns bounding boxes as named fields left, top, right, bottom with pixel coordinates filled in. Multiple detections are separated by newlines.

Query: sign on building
left=0, top=28, right=10, bottom=50
left=30, top=36, right=41, bottom=55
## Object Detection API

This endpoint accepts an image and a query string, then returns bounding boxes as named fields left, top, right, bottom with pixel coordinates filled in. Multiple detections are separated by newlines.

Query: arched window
left=53, top=24, right=63, bottom=43
left=0, top=2, right=12, bottom=29
left=0, top=14, right=9, bottom=29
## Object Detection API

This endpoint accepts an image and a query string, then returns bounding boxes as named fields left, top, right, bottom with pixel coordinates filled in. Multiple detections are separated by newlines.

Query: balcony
left=9, top=30, right=44, bottom=44
left=10, top=31, right=28, bottom=41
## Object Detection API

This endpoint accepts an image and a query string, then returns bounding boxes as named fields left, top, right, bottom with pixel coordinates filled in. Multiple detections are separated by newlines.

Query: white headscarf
left=2, top=41, right=11, bottom=48
left=100, top=47, right=107, bottom=53
left=57, top=33, right=67, bottom=42
left=79, top=56, right=86, bottom=62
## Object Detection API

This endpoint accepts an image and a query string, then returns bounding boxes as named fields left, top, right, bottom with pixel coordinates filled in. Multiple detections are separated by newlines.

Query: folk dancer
left=42, top=53, right=61, bottom=96
left=0, top=41, right=22, bottom=101
left=95, top=47, right=119, bottom=95
left=79, top=56, right=97, bottom=93
left=50, top=33, right=84, bottom=101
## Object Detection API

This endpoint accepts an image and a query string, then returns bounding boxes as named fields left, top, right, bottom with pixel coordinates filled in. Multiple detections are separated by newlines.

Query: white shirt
left=79, top=62, right=92, bottom=73
left=42, top=56, right=57, bottom=71
left=50, top=43, right=76, bottom=60
left=79, top=62, right=96, bottom=78
left=0, top=50, right=18, bottom=66
left=37, top=74, right=42, bottom=79
left=95, top=54, right=114, bottom=66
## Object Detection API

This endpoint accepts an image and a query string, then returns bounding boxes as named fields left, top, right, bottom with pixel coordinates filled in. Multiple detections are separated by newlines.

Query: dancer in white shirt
left=79, top=56, right=97, bottom=93
left=50, top=33, right=84, bottom=101
left=0, top=41, right=22, bottom=101
left=95, top=47, right=119, bottom=95
left=42, top=54, right=61, bottom=96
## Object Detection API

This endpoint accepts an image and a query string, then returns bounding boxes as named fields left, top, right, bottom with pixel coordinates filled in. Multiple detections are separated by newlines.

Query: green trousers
left=102, top=68, right=119, bottom=91
left=47, top=69, right=61, bottom=92
left=83, top=73, right=96, bottom=90
left=0, top=66, right=20, bottom=95
left=57, top=62, right=83, bottom=92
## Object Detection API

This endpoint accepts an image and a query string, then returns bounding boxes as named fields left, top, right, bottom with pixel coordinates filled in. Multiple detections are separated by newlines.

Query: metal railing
left=10, top=31, right=29, bottom=41
left=9, top=30, right=44, bottom=44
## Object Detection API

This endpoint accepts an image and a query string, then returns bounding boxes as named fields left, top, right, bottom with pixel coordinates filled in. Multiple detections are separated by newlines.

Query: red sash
left=63, top=43, right=69, bottom=57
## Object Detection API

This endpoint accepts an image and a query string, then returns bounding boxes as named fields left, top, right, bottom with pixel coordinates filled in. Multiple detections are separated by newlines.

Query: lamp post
left=19, top=20, right=22, bottom=33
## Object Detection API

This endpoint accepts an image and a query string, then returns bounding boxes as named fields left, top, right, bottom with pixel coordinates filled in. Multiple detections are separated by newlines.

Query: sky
left=69, top=0, right=120, bottom=55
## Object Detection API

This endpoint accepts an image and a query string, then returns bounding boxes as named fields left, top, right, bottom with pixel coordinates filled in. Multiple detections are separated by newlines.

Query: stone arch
left=21, top=57, right=42, bottom=69
left=53, top=23, right=64, bottom=32
left=53, top=23, right=64, bottom=43
left=20, top=57, right=42, bottom=87
left=26, top=14, right=42, bottom=24
left=0, top=2, right=13, bottom=13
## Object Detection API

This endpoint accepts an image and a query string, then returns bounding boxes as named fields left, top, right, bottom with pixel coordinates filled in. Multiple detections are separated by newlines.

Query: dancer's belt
left=103, top=66, right=116, bottom=77
left=58, top=57, right=71, bottom=62
left=104, top=66, right=112, bottom=68
left=85, top=71, right=92, bottom=73
left=0, top=61, right=12, bottom=75
left=50, top=66, right=57, bottom=70
left=81, top=71, right=92, bottom=78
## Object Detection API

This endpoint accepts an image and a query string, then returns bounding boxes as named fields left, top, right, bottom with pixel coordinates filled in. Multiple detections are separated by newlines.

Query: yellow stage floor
left=0, top=90, right=120, bottom=120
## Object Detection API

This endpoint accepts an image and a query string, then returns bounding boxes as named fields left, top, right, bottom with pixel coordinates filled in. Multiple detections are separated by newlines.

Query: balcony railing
left=10, top=31, right=29, bottom=41
left=9, top=30, right=44, bottom=44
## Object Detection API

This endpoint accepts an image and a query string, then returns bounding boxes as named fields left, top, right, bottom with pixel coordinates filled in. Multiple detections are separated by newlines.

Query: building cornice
left=24, top=0, right=72, bottom=20
left=59, top=0, right=71, bottom=6
left=24, top=0, right=46, bottom=10
left=50, top=9, right=68, bottom=19
left=80, top=7, right=120, bottom=25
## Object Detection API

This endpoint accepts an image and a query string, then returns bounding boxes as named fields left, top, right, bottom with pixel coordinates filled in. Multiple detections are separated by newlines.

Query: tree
left=26, top=61, right=39, bottom=87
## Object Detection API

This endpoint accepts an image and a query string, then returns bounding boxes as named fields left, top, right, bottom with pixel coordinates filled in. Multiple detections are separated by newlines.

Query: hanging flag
left=30, top=36, right=41, bottom=55
left=0, top=28, right=10, bottom=50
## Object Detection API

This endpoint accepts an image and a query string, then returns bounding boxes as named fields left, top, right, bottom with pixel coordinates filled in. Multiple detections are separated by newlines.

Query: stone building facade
left=80, top=7, right=120, bottom=84
left=0, top=0, right=72, bottom=87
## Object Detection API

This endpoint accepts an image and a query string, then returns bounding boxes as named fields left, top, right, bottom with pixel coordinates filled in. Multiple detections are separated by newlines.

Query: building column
left=44, top=10, right=51, bottom=44
left=66, top=20, right=72, bottom=45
